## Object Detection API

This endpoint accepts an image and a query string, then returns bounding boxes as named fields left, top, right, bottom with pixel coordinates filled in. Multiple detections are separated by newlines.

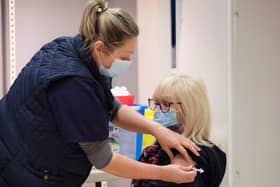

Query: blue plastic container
left=119, top=104, right=147, bottom=160
left=132, top=104, right=147, bottom=160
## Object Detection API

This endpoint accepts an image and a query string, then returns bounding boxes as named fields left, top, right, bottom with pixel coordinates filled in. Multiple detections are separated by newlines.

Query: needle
left=193, top=167, right=204, bottom=174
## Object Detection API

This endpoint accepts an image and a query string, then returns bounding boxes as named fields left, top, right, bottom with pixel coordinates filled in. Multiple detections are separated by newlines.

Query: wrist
left=148, top=164, right=167, bottom=181
left=156, top=165, right=170, bottom=182
left=149, top=121, right=161, bottom=137
left=149, top=121, right=165, bottom=138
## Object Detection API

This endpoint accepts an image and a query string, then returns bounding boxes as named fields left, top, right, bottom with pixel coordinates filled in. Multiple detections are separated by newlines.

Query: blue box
left=132, top=104, right=147, bottom=160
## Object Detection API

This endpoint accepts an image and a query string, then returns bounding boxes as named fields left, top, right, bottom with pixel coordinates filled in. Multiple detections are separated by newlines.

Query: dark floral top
left=131, top=125, right=226, bottom=187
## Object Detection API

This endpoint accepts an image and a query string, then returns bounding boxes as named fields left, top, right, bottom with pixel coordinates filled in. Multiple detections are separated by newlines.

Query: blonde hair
left=153, top=74, right=212, bottom=147
left=79, top=0, right=139, bottom=50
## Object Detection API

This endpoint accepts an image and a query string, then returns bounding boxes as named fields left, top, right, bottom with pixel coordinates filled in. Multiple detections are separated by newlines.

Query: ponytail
left=79, top=0, right=138, bottom=50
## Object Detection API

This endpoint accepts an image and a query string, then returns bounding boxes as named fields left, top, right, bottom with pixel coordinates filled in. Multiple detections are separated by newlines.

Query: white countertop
left=85, top=168, right=124, bottom=183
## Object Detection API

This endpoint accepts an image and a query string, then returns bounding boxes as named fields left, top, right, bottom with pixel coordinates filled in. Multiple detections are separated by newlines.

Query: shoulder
left=198, top=144, right=226, bottom=163
left=38, top=36, right=74, bottom=53
left=31, top=36, right=83, bottom=73
left=195, top=144, right=227, bottom=186
left=194, top=143, right=226, bottom=171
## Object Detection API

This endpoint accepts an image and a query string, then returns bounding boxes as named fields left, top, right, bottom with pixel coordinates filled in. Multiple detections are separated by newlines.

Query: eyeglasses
left=148, top=98, right=181, bottom=113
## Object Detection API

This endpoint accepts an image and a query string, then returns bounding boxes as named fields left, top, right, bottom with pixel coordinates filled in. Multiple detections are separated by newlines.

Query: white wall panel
left=231, top=0, right=280, bottom=186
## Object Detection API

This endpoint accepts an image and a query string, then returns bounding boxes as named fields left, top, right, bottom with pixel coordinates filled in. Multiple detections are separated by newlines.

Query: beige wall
left=14, top=0, right=87, bottom=75
left=0, top=0, right=3, bottom=97
left=137, top=0, right=172, bottom=105
left=0, top=0, right=6, bottom=97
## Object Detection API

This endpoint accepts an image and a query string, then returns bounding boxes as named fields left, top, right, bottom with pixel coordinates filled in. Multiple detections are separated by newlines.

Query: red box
left=116, top=95, right=135, bottom=106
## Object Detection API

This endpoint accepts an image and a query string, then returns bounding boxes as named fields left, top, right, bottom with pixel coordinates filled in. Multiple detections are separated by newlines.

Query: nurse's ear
left=91, top=40, right=105, bottom=66
left=91, top=40, right=104, bottom=54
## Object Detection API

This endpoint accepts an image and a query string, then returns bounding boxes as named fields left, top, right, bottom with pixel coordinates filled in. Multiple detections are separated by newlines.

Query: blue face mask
left=99, top=59, right=131, bottom=77
left=153, top=110, right=178, bottom=127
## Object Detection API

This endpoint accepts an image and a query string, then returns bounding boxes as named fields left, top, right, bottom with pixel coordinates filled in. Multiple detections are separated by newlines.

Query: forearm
left=101, top=153, right=197, bottom=183
left=112, top=105, right=161, bottom=135
left=101, top=153, right=164, bottom=180
left=112, top=105, right=200, bottom=159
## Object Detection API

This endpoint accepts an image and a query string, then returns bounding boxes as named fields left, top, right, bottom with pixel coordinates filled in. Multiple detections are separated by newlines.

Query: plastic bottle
left=142, top=108, right=156, bottom=149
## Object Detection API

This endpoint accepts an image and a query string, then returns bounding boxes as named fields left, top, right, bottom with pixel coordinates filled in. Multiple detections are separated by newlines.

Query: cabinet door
left=232, top=0, right=280, bottom=186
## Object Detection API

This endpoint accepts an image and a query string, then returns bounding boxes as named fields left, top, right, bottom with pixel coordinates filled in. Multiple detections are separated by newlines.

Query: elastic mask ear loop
left=103, top=45, right=115, bottom=61
left=107, top=48, right=114, bottom=60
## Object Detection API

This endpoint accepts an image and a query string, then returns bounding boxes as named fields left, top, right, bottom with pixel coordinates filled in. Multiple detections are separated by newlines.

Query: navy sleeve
left=47, top=76, right=109, bottom=143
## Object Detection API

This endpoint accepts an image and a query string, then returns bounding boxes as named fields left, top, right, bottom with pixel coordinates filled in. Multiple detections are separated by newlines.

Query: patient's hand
left=171, top=153, right=195, bottom=167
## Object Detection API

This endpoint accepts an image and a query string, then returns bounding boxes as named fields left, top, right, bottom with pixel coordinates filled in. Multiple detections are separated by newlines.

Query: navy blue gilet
left=0, top=35, right=114, bottom=186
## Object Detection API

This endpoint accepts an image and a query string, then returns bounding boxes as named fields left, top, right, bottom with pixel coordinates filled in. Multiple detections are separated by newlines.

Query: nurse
left=0, top=0, right=199, bottom=186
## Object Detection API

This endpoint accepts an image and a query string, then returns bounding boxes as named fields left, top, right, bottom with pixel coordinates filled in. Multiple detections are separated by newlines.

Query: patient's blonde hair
left=153, top=74, right=212, bottom=147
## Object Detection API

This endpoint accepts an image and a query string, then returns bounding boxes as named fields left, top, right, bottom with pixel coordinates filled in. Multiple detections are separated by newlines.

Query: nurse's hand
left=153, top=125, right=200, bottom=161
left=161, top=164, right=197, bottom=183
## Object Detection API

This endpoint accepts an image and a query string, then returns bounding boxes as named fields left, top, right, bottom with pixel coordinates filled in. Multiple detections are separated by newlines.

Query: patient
left=131, top=74, right=226, bottom=187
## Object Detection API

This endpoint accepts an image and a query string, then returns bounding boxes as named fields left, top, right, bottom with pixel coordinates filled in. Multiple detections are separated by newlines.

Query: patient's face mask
left=99, top=58, right=131, bottom=77
left=153, top=110, right=179, bottom=127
